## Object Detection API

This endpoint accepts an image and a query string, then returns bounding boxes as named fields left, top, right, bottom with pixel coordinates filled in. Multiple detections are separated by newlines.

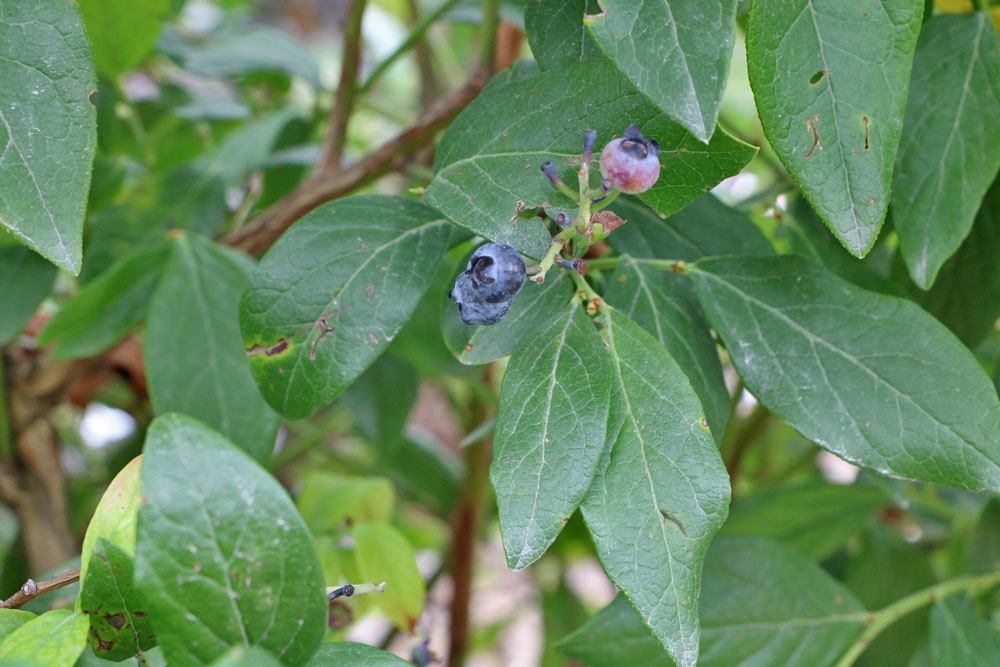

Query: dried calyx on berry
left=448, top=243, right=527, bottom=325
left=599, top=124, right=661, bottom=194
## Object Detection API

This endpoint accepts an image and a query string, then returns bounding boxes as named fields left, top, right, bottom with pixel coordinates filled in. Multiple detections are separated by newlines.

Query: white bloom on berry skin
left=599, top=125, right=661, bottom=194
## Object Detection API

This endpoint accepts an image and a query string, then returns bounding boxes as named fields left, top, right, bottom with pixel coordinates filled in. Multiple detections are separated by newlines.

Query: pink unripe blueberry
left=599, top=125, right=661, bottom=194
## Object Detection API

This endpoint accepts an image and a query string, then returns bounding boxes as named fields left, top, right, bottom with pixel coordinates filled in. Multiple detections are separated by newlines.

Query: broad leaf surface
left=146, top=235, right=279, bottom=463
left=425, top=60, right=755, bottom=259
left=523, top=0, right=601, bottom=71
left=580, top=310, right=730, bottom=667
left=609, top=195, right=774, bottom=262
left=605, top=257, right=729, bottom=443
left=135, top=414, right=326, bottom=666
left=306, top=642, right=410, bottom=666
left=0, top=0, right=97, bottom=274
left=930, top=598, right=1000, bottom=667
left=921, top=178, right=1000, bottom=348
left=720, top=480, right=890, bottom=560
left=78, top=457, right=151, bottom=660
left=0, top=610, right=89, bottom=667
left=79, top=0, right=169, bottom=77
left=40, top=242, right=170, bottom=359
left=342, top=354, right=418, bottom=454
left=0, top=246, right=55, bottom=344
left=690, top=255, right=1000, bottom=492
left=0, top=612, right=33, bottom=644
left=442, top=273, right=574, bottom=366
left=492, top=298, right=611, bottom=569
left=211, top=647, right=283, bottom=667
left=747, top=0, right=923, bottom=257
left=559, top=537, right=867, bottom=667
left=240, top=196, right=449, bottom=419
left=894, top=13, right=1000, bottom=288
left=296, top=472, right=394, bottom=534
left=183, top=27, right=322, bottom=87
left=587, top=0, right=738, bottom=141
left=352, top=523, right=425, bottom=632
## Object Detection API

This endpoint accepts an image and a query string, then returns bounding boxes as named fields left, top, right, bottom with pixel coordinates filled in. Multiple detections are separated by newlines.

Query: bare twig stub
left=0, top=567, right=80, bottom=609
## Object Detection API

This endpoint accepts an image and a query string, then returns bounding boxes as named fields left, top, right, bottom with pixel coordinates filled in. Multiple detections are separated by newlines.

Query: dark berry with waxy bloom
left=449, top=243, right=526, bottom=325
left=600, top=124, right=661, bottom=194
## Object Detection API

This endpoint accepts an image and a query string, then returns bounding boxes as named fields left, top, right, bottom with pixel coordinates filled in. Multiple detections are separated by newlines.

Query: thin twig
left=315, top=0, right=369, bottom=176
left=223, top=67, right=491, bottom=255
left=0, top=567, right=80, bottom=609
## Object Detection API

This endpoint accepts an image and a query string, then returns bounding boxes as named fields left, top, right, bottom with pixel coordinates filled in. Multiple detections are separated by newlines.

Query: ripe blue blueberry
left=600, top=124, right=661, bottom=194
left=448, top=243, right=527, bottom=325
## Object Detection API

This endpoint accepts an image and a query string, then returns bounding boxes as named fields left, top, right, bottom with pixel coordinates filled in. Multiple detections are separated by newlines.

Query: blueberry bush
left=1, top=0, right=1000, bottom=665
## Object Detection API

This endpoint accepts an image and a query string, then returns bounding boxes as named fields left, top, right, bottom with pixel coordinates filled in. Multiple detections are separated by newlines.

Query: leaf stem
left=528, top=227, right=579, bottom=283
left=834, top=569, right=1000, bottom=667
left=359, top=0, right=462, bottom=94
left=0, top=567, right=80, bottom=609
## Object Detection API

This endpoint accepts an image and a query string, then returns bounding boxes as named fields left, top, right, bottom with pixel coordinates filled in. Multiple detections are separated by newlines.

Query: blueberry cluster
left=449, top=125, right=661, bottom=326
left=448, top=243, right=526, bottom=325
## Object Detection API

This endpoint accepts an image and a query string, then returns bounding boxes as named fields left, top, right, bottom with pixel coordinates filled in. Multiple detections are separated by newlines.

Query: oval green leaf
left=492, top=298, right=611, bottom=570
left=135, top=414, right=327, bottom=666
left=0, top=610, right=89, bottom=667
left=306, top=642, right=410, bottom=666
left=930, top=598, right=1000, bottom=667
left=240, top=195, right=450, bottom=420
left=146, top=235, right=279, bottom=463
left=689, top=255, right=1000, bottom=493
left=586, top=0, right=738, bottom=142
left=580, top=310, right=730, bottom=667
left=893, top=13, right=1000, bottom=288
left=746, top=0, right=923, bottom=257
left=0, top=0, right=97, bottom=274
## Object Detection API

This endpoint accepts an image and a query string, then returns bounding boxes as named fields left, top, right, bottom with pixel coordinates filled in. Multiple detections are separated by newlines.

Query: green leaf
left=78, top=457, right=152, bottom=661
left=296, top=472, right=394, bottom=534
left=719, top=480, right=890, bottom=560
left=306, top=642, right=410, bottom=666
left=206, top=108, right=306, bottom=185
left=211, top=646, right=283, bottom=667
left=609, top=195, right=774, bottom=261
left=920, top=177, right=1000, bottom=348
left=352, top=523, right=425, bottom=632
left=240, top=196, right=450, bottom=420
left=0, top=610, right=89, bottom=667
left=342, top=354, right=418, bottom=454
left=894, top=14, right=1000, bottom=288
left=0, top=246, right=55, bottom=344
left=184, top=27, right=322, bottom=87
left=689, top=255, right=1000, bottom=493
left=79, top=456, right=141, bottom=585
left=604, top=257, right=729, bottom=443
left=492, top=298, right=611, bottom=569
left=135, top=414, right=326, bottom=666
left=843, top=526, right=934, bottom=667
left=425, top=61, right=756, bottom=259
left=145, top=234, right=279, bottom=463
left=0, top=611, right=33, bottom=643
left=0, top=0, right=97, bottom=274
left=967, top=498, right=1000, bottom=573
left=746, top=0, right=923, bottom=257
left=443, top=273, right=574, bottom=365
left=382, top=434, right=461, bottom=516
left=931, top=598, right=1000, bottom=667
left=40, top=242, right=170, bottom=359
left=586, top=0, right=738, bottom=142
left=580, top=310, right=730, bottom=667
left=559, top=537, right=866, bottom=667
left=79, top=0, right=170, bottom=77
left=79, top=539, right=155, bottom=661
left=524, top=0, right=601, bottom=71
left=785, top=195, right=902, bottom=296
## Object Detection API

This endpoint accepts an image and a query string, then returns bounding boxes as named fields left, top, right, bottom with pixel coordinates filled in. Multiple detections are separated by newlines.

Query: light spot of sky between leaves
left=816, top=450, right=861, bottom=486
left=79, top=403, right=137, bottom=450
left=713, top=172, right=759, bottom=203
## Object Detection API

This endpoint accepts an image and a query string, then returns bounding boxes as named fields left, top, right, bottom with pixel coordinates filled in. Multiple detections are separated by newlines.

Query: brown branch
left=223, top=66, right=491, bottom=256
left=315, top=0, right=369, bottom=177
left=0, top=567, right=80, bottom=609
